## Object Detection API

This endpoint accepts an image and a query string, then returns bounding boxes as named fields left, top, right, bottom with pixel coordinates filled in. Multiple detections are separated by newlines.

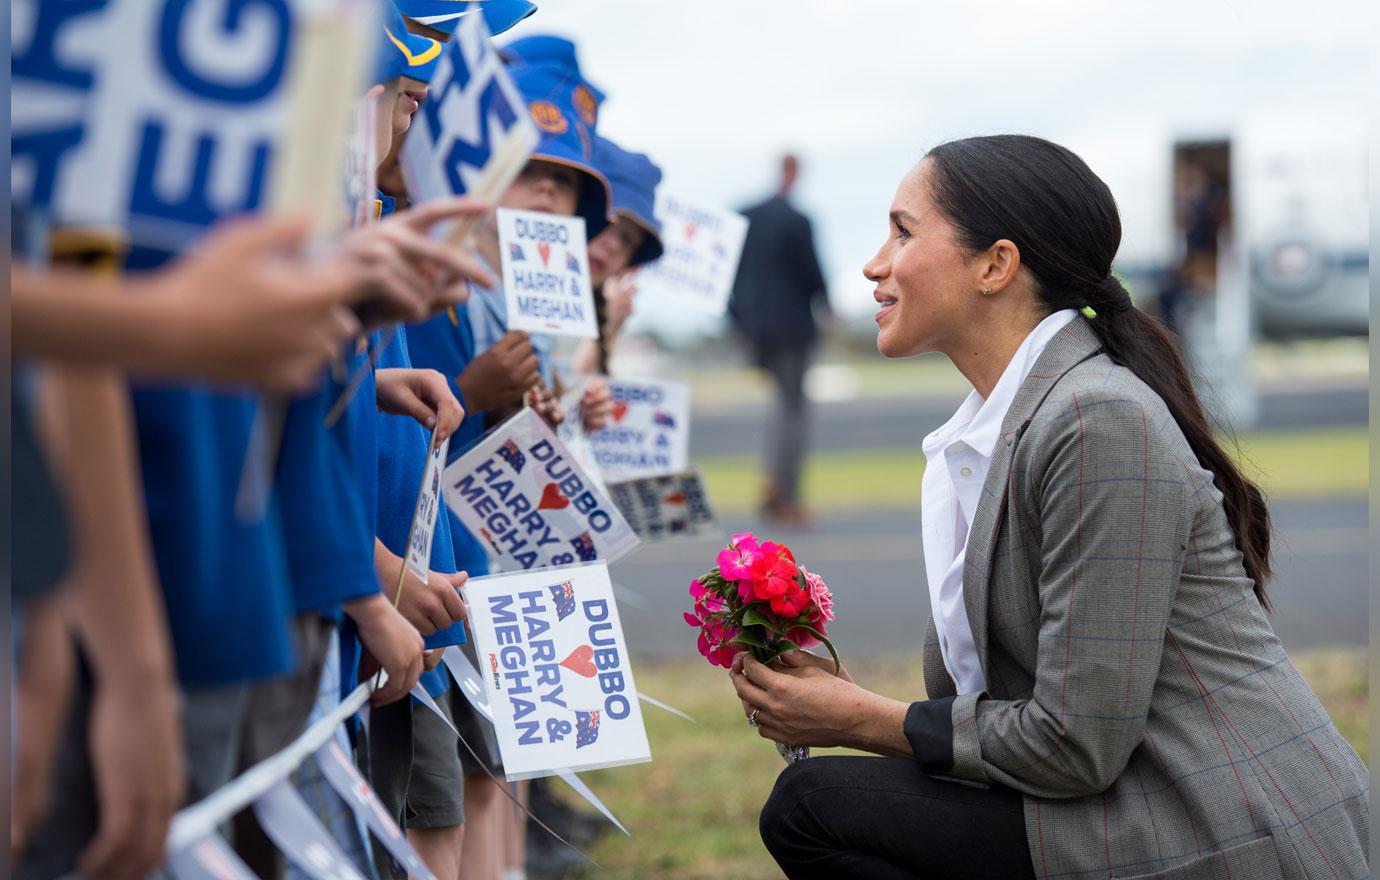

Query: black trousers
left=759, top=756, right=1037, bottom=880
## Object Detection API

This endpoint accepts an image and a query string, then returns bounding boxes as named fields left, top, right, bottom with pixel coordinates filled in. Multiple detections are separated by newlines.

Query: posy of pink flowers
left=684, top=532, right=838, bottom=671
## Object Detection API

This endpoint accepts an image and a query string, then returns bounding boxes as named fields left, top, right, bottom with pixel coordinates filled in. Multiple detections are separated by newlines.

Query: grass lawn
left=562, top=649, right=1367, bottom=880
left=697, top=427, right=1368, bottom=514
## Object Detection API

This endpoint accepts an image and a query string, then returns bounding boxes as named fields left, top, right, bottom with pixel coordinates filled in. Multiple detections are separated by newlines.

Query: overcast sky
left=502, top=0, right=1371, bottom=331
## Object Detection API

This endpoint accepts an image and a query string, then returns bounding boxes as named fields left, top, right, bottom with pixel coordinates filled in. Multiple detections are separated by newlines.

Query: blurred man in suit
left=730, top=153, right=829, bottom=527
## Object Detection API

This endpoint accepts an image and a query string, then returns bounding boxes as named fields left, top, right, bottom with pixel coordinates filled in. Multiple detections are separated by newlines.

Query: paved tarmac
left=690, top=385, right=1366, bottom=459
left=613, top=498, right=1367, bottom=660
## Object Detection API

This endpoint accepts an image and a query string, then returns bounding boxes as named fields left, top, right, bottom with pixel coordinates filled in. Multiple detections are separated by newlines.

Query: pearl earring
left=981, top=286, right=993, bottom=295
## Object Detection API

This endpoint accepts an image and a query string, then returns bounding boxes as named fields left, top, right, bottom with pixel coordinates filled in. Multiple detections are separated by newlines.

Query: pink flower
left=696, top=617, right=741, bottom=668
left=716, top=537, right=762, bottom=582
left=801, top=566, right=835, bottom=624
left=786, top=625, right=821, bottom=650
left=685, top=579, right=725, bottom=629
left=729, top=532, right=758, bottom=549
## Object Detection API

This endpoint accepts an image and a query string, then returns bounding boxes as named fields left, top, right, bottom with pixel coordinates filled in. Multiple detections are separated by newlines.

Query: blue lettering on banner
left=452, top=436, right=620, bottom=570
left=157, top=0, right=291, bottom=103
left=128, top=123, right=270, bottom=227
left=10, top=1, right=107, bottom=210
left=11, top=1, right=109, bottom=88
left=420, top=30, right=520, bottom=195
left=482, top=587, right=632, bottom=754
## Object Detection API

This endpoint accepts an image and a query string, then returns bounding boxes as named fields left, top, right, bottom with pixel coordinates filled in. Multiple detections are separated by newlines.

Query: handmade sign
left=607, top=470, right=718, bottom=545
left=634, top=194, right=748, bottom=316
left=586, top=379, right=691, bottom=481
left=442, top=408, right=640, bottom=571
left=555, top=379, right=610, bottom=497
left=405, top=432, right=451, bottom=583
left=10, top=0, right=369, bottom=247
left=496, top=208, right=598, bottom=339
left=400, top=10, right=538, bottom=208
left=463, top=561, right=652, bottom=780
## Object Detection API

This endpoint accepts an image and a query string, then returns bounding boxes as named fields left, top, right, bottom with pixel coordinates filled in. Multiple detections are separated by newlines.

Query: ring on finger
left=747, top=709, right=760, bottom=728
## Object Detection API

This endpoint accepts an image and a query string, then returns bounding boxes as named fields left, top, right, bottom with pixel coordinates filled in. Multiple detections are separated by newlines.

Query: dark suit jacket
left=728, top=195, right=827, bottom=345
left=910, top=318, right=1368, bottom=879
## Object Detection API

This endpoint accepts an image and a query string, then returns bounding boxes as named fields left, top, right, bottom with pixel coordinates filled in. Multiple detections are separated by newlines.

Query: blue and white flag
left=400, top=8, right=539, bottom=207
left=10, top=0, right=372, bottom=248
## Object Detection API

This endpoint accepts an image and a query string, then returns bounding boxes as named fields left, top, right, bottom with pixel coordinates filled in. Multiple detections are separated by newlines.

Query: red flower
left=747, top=542, right=798, bottom=601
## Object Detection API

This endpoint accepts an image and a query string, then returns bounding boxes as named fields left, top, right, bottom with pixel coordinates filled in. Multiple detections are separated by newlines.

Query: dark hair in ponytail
left=592, top=283, right=613, bottom=375
left=924, top=135, right=1272, bottom=609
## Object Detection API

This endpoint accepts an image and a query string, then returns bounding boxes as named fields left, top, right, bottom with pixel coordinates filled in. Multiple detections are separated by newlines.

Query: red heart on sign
left=611, top=401, right=630, bottom=423
left=538, top=242, right=551, bottom=266
left=539, top=483, right=570, bottom=511
left=684, top=222, right=697, bottom=240
left=560, top=645, right=597, bottom=678
left=663, top=492, right=687, bottom=505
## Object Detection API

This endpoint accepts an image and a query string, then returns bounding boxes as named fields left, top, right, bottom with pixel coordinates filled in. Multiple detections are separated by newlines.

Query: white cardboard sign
left=442, top=408, right=640, bottom=572
left=10, top=0, right=368, bottom=248
left=404, top=432, right=451, bottom=584
left=399, top=8, right=537, bottom=206
left=497, top=208, right=598, bottom=339
left=586, top=379, right=691, bottom=481
left=463, top=561, right=651, bottom=780
left=606, top=469, right=718, bottom=545
left=634, top=194, right=749, bottom=316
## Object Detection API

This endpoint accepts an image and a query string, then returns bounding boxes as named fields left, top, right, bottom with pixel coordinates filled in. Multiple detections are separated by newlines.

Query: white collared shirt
left=921, top=309, right=1078, bottom=694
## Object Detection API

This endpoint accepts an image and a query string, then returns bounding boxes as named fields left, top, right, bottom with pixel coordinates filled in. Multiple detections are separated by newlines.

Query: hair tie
left=1079, top=305, right=1098, bottom=319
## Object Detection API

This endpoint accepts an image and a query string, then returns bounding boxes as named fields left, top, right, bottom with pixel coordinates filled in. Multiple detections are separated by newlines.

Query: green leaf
left=765, top=637, right=801, bottom=665
left=791, top=623, right=842, bottom=675
left=729, top=630, right=769, bottom=650
left=740, top=608, right=787, bottom=637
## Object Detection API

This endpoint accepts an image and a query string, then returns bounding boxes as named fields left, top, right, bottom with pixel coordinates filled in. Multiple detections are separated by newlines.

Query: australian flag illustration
left=652, top=411, right=676, bottom=428
left=565, top=251, right=580, bottom=272
left=508, top=243, right=525, bottom=262
left=549, top=581, right=577, bottom=621
left=570, top=531, right=597, bottom=562
left=497, top=439, right=526, bottom=473
left=575, top=710, right=601, bottom=749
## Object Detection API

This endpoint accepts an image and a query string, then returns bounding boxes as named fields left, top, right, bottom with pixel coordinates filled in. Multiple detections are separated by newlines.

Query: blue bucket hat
left=394, top=0, right=538, bottom=37
left=591, top=136, right=664, bottom=266
left=374, top=3, right=443, bottom=84
left=506, top=60, right=610, bottom=238
left=501, top=35, right=605, bottom=130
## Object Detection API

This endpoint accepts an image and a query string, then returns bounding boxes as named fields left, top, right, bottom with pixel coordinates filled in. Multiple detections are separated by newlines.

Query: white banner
left=463, top=562, right=652, bottom=780
left=634, top=194, right=749, bottom=316
left=586, top=378, right=691, bottom=481
left=497, top=208, right=598, bottom=339
left=606, top=469, right=718, bottom=545
left=10, top=0, right=369, bottom=247
left=442, top=408, right=640, bottom=571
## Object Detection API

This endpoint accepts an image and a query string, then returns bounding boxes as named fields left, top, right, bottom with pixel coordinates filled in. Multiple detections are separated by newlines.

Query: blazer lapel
left=960, top=318, right=1103, bottom=678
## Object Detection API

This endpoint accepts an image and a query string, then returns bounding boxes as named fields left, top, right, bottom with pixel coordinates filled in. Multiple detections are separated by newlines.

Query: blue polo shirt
left=125, top=246, right=296, bottom=688
left=374, top=331, right=466, bottom=702
left=276, top=379, right=380, bottom=619
left=405, top=308, right=492, bottom=580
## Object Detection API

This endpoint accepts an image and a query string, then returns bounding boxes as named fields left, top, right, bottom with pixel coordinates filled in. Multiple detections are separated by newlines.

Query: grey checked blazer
left=921, top=318, right=1368, bottom=879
